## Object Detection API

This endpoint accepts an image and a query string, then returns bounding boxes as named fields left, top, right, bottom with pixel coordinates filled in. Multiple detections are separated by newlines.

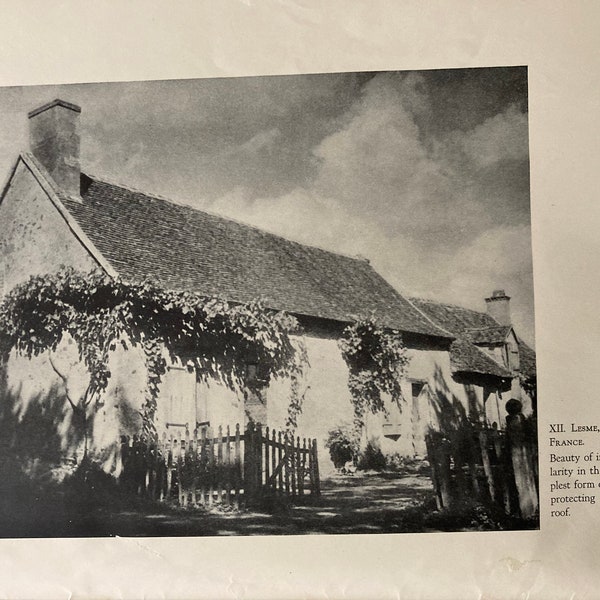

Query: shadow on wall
left=0, top=348, right=146, bottom=480
left=429, top=364, right=482, bottom=434
left=0, top=365, right=84, bottom=481
left=90, top=383, right=144, bottom=477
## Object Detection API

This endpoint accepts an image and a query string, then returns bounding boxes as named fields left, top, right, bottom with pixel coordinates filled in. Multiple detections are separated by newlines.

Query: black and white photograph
left=0, top=67, right=537, bottom=538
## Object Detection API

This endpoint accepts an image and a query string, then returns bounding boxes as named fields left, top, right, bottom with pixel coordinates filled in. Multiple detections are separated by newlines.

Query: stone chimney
left=28, top=99, right=81, bottom=198
left=485, top=289, right=511, bottom=326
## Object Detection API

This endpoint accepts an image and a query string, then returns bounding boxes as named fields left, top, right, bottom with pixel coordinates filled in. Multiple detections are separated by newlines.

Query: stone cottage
left=0, top=99, right=536, bottom=473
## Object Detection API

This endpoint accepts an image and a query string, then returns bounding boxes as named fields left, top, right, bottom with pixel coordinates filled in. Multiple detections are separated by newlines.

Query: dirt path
left=100, top=471, right=435, bottom=537
left=1, top=471, right=436, bottom=537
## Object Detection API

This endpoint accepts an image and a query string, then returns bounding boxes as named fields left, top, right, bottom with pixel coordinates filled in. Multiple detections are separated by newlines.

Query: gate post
left=311, top=438, right=321, bottom=496
left=505, top=399, right=538, bottom=518
left=243, top=422, right=254, bottom=505
left=255, top=423, right=263, bottom=496
left=243, top=422, right=262, bottom=506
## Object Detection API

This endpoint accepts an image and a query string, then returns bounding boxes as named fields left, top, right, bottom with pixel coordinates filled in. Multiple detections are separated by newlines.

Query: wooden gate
left=119, top=422, right=320, bottom=509
left=243, top=422, right=320, bottom=504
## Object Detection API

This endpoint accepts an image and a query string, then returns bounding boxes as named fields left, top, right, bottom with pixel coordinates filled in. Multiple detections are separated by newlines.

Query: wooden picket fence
left=425, top=410, right=538, bottom=519
left=118, top=422, right=320, bottom=509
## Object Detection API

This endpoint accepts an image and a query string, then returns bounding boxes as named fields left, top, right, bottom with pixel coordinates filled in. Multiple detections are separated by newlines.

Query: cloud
left=71, top=75, right=368, bottom=202
left=209, top=72, right=534, bottom=343
left=308, top=72, right=531, bottom=263
left=84, top=137, right=149, bottom=181
left=311, top=73, right=482, bottom=245
left=443, top=225, right=535, bottom=343
left=0, top=72, right=534, bottom=343
left=459, top=103, right=529, bottom=168
left=233, top=128, right=281, bottom=155
left=210, top=186, right=392, bottom=259
left=313, top=73, right=432, bottom=205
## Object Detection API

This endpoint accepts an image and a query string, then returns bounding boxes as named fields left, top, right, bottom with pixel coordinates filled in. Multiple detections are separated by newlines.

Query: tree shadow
left=428, top=364, right=473, bottom=434
left=0, top=364, right=84, bottom=482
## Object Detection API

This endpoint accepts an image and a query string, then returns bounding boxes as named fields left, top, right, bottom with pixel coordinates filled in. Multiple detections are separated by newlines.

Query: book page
left=0, top=1, right=598, bottom=598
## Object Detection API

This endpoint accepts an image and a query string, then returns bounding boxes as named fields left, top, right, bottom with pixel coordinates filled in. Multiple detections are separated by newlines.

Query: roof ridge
left=464, top=324, right=511, bottom=331
left=410, top=296, right=484, bottom=312
left=410, top=295, right=502, bottom=321
left=405, top=297, right=455, bottom=339
left=82, top=171, right=372, bottom=265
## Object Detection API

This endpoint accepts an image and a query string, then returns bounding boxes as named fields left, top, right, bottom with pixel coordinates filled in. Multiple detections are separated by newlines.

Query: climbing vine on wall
left=338, top=318, right=409, bottom=431
left=283, top=374, right=310, bottom=439
left=0, top=268, right=307, bottom=445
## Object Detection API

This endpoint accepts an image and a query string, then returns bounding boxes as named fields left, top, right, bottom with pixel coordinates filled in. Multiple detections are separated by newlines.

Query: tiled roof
left=464, top=325, right=512, bottom=345
left=408, top=298, right=498, bottom=334
left=58, top=174, right=451, bottom=339
left=518, top=341, right=536, bottom=380
left=410, top=297, right=535, bottom=379
left=449, top=338, right=512, bottom=378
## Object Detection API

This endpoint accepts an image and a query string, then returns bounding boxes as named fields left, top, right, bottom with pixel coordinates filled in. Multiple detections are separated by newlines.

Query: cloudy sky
left=0, top=68, right=535, bottom=345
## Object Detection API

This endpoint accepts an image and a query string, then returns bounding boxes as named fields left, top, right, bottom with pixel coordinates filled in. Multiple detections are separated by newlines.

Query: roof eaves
left=0, top=154, right=23, bottom=208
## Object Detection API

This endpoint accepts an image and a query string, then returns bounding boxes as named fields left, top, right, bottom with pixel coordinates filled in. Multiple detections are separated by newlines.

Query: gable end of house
left=0, top=153, right=116, bottom=294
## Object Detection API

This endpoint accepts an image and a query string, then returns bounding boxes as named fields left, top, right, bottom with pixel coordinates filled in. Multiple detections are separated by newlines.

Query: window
left=412, top=381, right=426, bottom=399
left=162, top=364, right=196, bottom=436
left=245, top=362, right=269, bottom=387
left=508, top=342, right=520, bottom=371
left=244, top=362, right=268, bottom=425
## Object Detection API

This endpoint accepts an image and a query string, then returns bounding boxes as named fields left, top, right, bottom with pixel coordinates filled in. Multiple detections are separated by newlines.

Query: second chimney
left=28, top=99, right=81, bottom=198
left=485, top=289, right=511, bottom=326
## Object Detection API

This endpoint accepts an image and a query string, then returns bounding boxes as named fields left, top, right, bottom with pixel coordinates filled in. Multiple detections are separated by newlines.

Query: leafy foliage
left=0, top=268, right=307, bottom=443
left=422, top=498, right=525, bottom=532
left=284, top=374, right=308, bottom=438
left=324, top=423, right=360, bottom=469
left=384, top=453, right=430, bottom=475
left=520, top=373, right=537, bottom=406
left=357, top=441, right=387, bottom=472
left=338, top=318, right=409, bottom=429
